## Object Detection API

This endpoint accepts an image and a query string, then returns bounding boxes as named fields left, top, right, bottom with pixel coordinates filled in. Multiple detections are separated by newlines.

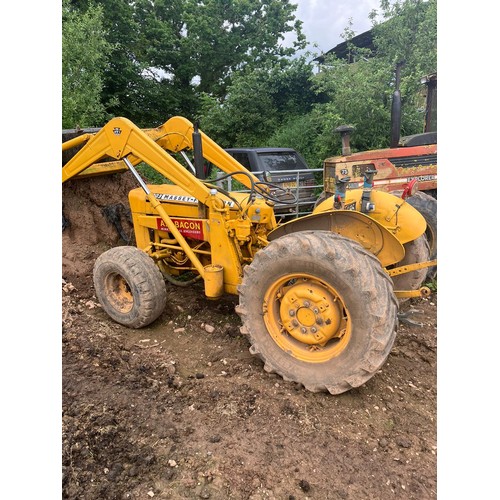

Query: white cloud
left=286, top=0, right=381, bottom=56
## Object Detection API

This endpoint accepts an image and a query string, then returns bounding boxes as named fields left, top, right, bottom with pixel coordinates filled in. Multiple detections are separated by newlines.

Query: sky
left=286, top=0, right=381, bottom=56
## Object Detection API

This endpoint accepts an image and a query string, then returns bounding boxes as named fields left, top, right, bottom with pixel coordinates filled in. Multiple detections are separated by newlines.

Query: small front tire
left=93, top=246, right=167, bottom=328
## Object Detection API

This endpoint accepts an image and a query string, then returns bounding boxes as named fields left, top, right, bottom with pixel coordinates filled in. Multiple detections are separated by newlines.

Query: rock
left=199, top=488, right=211, bottom=499
left=396, top=437, right=412, bottom=448
left=204, top=323, right=215, bottom=333
left=299, top=479, right=310, bottom=492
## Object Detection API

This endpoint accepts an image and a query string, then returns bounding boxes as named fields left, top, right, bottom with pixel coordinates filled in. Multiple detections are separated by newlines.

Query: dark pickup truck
left=224, top=147, right=317, bottom=217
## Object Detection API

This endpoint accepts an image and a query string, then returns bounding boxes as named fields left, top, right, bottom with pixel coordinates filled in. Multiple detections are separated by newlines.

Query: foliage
left=425, top=277, right=437, bottom=293
left=65, top=0, right=306, bottom=127
left=194, top=0, right=436, bottom=171
left=135, top=162, right=170, bottom=185
left=62, top=0, right=113, bottom=128
left=304, top=0, right=437, bottom=157
left=199, top=57, right=318, bottom=148
left=62, top=0, right=437, bottom=170
left=371, top=0, right=437, bottom=135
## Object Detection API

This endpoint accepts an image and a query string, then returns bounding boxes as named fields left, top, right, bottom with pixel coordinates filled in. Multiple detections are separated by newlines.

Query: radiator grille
left=390, top=154, right=437, bottom=168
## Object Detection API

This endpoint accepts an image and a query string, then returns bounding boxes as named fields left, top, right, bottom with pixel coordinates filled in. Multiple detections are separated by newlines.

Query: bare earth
left=62, top=173, right=437, bottom=499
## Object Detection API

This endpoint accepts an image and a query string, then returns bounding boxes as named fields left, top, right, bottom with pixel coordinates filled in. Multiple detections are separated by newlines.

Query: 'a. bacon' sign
left=156, top=218, right=204, bottom=240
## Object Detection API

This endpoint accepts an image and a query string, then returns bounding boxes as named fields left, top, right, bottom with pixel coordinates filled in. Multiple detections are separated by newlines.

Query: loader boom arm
left=63, top=117, right=218, bottom=206
left=62, top=116, right=262, bottom=193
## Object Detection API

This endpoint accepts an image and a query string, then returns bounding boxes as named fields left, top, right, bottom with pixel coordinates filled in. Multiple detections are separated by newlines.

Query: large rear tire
left=393, top=190, right=437, bottom=280
left=93, top=246, right=167, bottom=328
left=236, top=231, right=398, bottom=395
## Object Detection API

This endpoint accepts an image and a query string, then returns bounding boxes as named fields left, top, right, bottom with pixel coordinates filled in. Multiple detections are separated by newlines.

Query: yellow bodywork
left=313, top=189, right=427, bottom=246
left=62, top=116, right=432, bottom=298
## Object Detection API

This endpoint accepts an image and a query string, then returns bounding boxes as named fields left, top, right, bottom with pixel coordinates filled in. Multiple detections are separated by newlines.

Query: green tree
left=62, top=0, right=112, bottom=128
left=70, top=0, right=306, bottom=126
left=195, top=0, right=436, bottom=170
left=199, top=56, right=317, bottom=147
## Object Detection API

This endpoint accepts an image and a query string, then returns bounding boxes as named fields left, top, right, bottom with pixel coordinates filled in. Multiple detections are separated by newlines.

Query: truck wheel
left=236, top=231, right=398, bottom=395
left=393, top=190, right=437, bottom=279
left=93, top=246, right=167, bottom=328
left=391, top=235, right=430, bottom=301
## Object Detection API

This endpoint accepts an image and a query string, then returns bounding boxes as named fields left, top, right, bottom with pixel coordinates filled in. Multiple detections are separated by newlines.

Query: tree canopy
left=63, top=0, right=305, bottom=127
left=196, top=0, right=437, bottom=169
left=62, top=0, right=112, bottom=128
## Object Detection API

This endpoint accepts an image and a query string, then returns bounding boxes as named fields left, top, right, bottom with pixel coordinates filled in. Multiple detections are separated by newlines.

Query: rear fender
left=313, top=189, right=427, bottom=245
left=267, top=210, right=405, bottom=267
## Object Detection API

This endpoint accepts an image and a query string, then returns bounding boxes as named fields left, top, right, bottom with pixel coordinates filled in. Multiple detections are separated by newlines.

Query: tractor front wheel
left=236, top=231, right=398, bottom=395
left=93, top=246, right=167, bottom=328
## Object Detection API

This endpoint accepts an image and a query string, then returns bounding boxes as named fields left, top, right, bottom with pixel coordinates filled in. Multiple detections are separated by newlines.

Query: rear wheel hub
left=279, top=281, right=342, bottom=344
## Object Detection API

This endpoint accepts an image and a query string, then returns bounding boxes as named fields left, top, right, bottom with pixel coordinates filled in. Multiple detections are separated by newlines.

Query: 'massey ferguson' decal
left=153, top=192, right=236, bottom=207
left=156, top=218, right=204, bottom=240
left=154, top=193, right=198, bottom=203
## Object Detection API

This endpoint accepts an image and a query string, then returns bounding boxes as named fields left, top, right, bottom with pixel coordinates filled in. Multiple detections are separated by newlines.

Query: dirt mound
left=62, top=174, right=437, bottom=499
left=62, top=172, right=137, bottom=291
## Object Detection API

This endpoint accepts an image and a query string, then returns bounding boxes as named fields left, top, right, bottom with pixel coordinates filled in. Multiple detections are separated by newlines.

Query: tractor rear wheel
left=393, top=190, right=437, bottom=280
left=390, top=234, right=430, bottom=301
left=407, top=191, right=437, bottom=279
left=236, top=231, right=398, bottom=395
left=93, top=246, right=167, bottom=328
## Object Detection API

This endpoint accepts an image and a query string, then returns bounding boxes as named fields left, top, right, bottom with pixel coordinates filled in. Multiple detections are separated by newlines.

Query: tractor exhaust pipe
left=335, top=125, right=355, bottom=156
left=390, top=61, right=404, bottom=148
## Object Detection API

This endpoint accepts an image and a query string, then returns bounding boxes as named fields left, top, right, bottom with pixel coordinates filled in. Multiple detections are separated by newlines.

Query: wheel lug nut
left=301, top=327, right=307, bottom=334
left=313, top=308, right=319, bottom=314
left=289, top=309, right=295, bottom=317
left=303, top=301, right=310, bottom=307
left=316, top=318, right=323, bottom=325
left=292, top=320, right=299, bottom=327
left=311, top=327, right=317, bottom=333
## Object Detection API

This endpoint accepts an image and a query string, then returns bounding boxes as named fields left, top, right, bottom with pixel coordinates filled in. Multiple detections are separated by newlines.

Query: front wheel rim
left=263, top=273, right=351, bottom=362
left=104, top=272, right=134, bottom=313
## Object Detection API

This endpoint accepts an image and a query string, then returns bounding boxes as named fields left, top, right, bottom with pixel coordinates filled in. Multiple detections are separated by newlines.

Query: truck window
left=231, top=152, right=251, bottom=170
left=258, top=152, right=306, bottom=172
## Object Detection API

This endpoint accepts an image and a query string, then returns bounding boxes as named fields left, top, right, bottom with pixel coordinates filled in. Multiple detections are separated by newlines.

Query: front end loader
left=62, top=116, right=436, bottom=395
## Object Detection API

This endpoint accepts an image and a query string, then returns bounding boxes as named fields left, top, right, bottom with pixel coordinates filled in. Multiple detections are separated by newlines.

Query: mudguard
left=267, top=209, right=405, bottom=268
left=313, top=189, right=427, bottom=245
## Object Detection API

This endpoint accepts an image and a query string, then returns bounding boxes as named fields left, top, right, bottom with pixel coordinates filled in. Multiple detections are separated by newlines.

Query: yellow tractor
left=62, top=116, right=436, bottom=395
